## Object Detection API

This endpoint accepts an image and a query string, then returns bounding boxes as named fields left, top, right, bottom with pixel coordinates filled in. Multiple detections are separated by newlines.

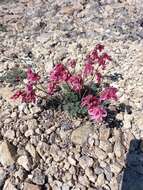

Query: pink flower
left=11, top=84, right=37, bottom=103
left=50, top=64, right=70, bottom=82
left=47, top=82, right=57, bottom=95
left=100, top=87, right=118, bottom=101
left=67, top=59, right=76, bottom=68
left=83, top=63, right=94, bottom=77
left=96, top=72, right=102, bottom=83
left=27, top=68, right=40, bottom=84
left=11, top=90, right=25, bottom=100
left=81, top=95, right=99, bottom=109
left=98, top=53, right=112, bottom=69
left=88, top=106, right=107, bottom=121
left=68, top=74, right=83, bottom=92
left=95, top=44, right=104, bottom=52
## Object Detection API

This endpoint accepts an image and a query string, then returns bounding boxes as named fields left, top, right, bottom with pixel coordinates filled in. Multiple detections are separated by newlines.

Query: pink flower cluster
left=81, top=86, right=118, bottom=121
left=11, top=68, right=40, bottom=103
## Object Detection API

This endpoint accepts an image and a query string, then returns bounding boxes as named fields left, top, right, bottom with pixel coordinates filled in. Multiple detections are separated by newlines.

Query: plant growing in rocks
left=11, top=44, right=118, bottom=122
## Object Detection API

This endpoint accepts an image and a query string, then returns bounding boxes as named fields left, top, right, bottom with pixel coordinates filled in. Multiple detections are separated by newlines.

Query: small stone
left=99, top=126, right=110, bottom=141
left=96, top=173, right=105, bottom=187
left=17, top=155, right=32, bottom=171
left=114, top=140, right=125, bottom=158
left=94, top=146, right=107, bottom=160
left=85, top=168, right=96, bottom=183
left=27, top=119, right=38, bottom=129
left=24, top=182, right=41, bottom=190
left=25, top=143, right=37, bottom=159
left=25, top=129, right=34, bottom=137
left=110, top=162, right=123, bottom=174
left=62, top=183, right=70, bottom=190
left=4, top=130, right=15, bottom=140
left=50, top=144, right=65, bottom=162
left=30, top=107, right=41, bottom=114
left=0, top=141, right=16, bottom=166
left=3, top=178, right=17, bottom=190
left=99, top=140, right=113, bottom=152
left=79, top=156, right=94, bottom=169
left=78, top=175, right=89, bottom=187
left=68, top=156, right=76, bottom=166
left=31, top=168, right=45, bottom=185
left=0, top=167, right=6, bottom=188
left=123, top=112, right=133, bottom=129
left=71, top=122, right=93, bottom=145
left=4, top=118, right=12, bottom=124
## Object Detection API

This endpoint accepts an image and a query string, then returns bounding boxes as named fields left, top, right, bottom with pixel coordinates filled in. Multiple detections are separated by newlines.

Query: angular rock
left=71, top=122, right=93, bottom=145
left=24, top=182, right=41, bottom=190
left=4, top=129, right=15, bottom=140
left=110, top=162, right=123, bottom=174
left=0, top=141, right=16, bottom=166
left=114, top=140, right=125, bottom=158
left=31, top=168, right=45, bottom=185
left=17, top=155, right=32, bottom=171
left=78, top=156, right=94, bottom=169
left=94, top=146, right=107, bottom=160
left=3, top=178, right=17, bottom=190
left=99, top=126, right=111, bottom=141
left=25, top=143, right=37, bottom=159
left=0, top=167, right=6, bottom=188
left=99, top=140, right=113, bottom=153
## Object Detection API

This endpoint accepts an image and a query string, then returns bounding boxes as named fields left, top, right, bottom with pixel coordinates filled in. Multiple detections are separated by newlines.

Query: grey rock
left=17, top=155, right=32, bottom=171
left=31, top=168, right=45, bottom=185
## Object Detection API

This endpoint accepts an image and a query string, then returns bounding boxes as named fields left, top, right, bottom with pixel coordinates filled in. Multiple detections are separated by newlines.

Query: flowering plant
left=11, top=44, right=118, bottom=122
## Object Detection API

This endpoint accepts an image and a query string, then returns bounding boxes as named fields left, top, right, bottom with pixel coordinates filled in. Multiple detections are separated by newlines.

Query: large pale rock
left=0, top=87, right=20, bottom=106
left=3, top=179, right=17, bottom=190
left=0, top=141, right=16, bottom=166
left=71, top=122, right=93, bottom=145
left=24, top=182, right=41, bottom=190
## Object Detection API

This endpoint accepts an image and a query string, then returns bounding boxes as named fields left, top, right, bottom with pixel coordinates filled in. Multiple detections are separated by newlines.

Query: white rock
left=25, top=143, right=37, bottom=159
left=94, top=147, right=107, bottom=160
left=0, top=141, right=16, bottom=166
left=4, top=130, right=15, bottom=140
left=78, top=156, right=94, bottom=169
left=3, top=178, right=17, bottom=190
left=68, top=156, right=76, bottom=166
left=96, top=173, right=105, bottom=187
left=17, top=155, right=32, bottom=171
left=71, top=122, right=93, bottom=145
left=110, top=162, right=123, bottom=174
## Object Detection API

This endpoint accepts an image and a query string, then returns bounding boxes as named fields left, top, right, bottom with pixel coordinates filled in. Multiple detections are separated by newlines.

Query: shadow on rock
left=121, top=139, right=143, bottom=190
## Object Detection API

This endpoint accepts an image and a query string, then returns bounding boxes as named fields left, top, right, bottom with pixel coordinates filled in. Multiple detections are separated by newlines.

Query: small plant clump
left=11, top=44, right=118, bottom=122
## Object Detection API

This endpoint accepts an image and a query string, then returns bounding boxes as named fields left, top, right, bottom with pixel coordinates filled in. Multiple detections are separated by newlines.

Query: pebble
left=4, top=129, right=15, bottom=140
left=94, top=146, right=107, bottom=160
left=17, top=155, right=32, bottom=171
left=78, top=156, right=94, bottom=169
left=31, top=168, right=45, bottom=185
left=24, top=182, right=41, bottom=190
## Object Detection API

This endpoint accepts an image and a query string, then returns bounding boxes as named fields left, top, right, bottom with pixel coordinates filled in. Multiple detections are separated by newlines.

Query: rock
left=99, top=126, right=111, bottom=141
left=4, top=118, right=12, bottom=124
left=24, top=182, right=41, bottom=190
left=96, top=173, right=105, bottom=187
left=30, top=107, right=42, bottom=114
left=3, top=178, right=17, bottom=190
left=78, top=175, right=90, bottom=187
left=17, top=155, right=32, bottom=171
left=27, top=119, right=38, bottom=129
left=62, top=183, right=70, bottom=190
left=109, top=177, right=118, bottom=190
left=4, top=129, right=15, bottom=140
left=68, top=156, right=76, bottom=166
left=114, top=140, right=125, bottom=158
left=25, top=129, right=34, bottom=137
left=85, top=168, right=96, bottom=183
left=0, top=87, right=20, bottom=106
left=0, top=167, right=6, bottom=188
left=136, top=114, right=143, bottom=130
left=71, top=122, right=93, bottom=145
left=94, top=146, right=107, bottom=160
left=110, top=162, right=123, bottom=174
left=31, top=168, right=45, bottom=185
left=99, top=140, right=113, bottom=152
left=0, top=141, right=16, bottom=166
left=123, top=112, right=133, bottom=129
left=50, top=144, right=65, bottom=162
left=25, top=143, right=37, bottom=159
left=78, top=156, right=94, bottom=169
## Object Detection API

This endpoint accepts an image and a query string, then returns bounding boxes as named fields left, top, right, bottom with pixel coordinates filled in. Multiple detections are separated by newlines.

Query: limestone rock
left=0, top=141, right=16, bottom=166
left=17, top=155, right=32, bottom=171
left=71, top=122, right=93, bottom=145
left=24, top=182, right=41, bottom=190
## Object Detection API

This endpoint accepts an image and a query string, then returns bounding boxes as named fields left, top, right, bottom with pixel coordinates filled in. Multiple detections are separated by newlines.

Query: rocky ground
left=0, top=0, right=143, bottom=190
